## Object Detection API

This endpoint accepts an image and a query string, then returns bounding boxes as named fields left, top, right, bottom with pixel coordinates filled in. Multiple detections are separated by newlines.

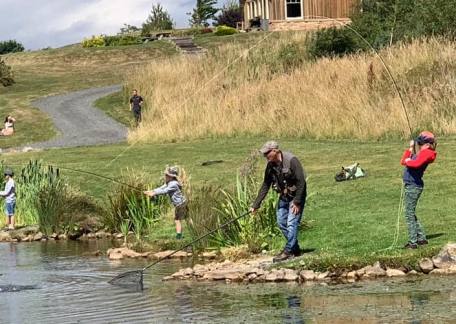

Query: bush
left=0, top=58, right=14, bottom=87
left=214, top=4, right=242, bottom=28
left=104, top=35, right=142, bottom=47
left=308, top=27, right=359, bottom=59
left=81, top=35, right=105, bottom=48
left=214, top=25, right=238, bottom=36
left=0, top=40, right=24, bottom=54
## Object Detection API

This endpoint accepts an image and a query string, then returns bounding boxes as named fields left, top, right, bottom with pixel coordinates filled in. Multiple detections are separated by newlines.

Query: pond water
left=1, top=241, right=456, bottom=323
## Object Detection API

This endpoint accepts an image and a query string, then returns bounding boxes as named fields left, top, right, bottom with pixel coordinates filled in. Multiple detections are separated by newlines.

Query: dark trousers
left=133, top=108, right=141, bottom=126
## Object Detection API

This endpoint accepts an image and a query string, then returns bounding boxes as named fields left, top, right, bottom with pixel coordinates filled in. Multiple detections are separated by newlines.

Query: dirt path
left=28, top=85, right=127, bottom=149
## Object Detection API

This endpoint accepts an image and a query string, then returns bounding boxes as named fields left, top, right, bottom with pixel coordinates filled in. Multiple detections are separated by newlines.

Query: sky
left=0, top=0, right=226, bottom=50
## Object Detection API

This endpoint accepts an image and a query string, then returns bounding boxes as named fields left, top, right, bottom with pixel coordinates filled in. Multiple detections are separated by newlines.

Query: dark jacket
left=252, top=151, right=307, bottom=209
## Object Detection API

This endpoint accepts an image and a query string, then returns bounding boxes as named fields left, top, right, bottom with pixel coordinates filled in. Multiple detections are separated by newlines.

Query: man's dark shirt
left=252, top=152, right=306, bottom=209
left=130, top=95, right=143, bottom=111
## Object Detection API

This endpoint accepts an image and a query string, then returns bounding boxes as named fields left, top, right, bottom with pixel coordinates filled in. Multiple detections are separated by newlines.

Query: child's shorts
left=5, top=201, right=16, bottom=217
left=174, top=203, right=188, bottom=220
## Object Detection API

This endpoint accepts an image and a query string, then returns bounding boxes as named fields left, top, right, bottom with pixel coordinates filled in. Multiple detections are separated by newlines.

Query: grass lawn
left=0, top=41, right=178, bottom=149
left=94, top=91, right=132, bottom=126
left=2, top=135, right=455, bottom=270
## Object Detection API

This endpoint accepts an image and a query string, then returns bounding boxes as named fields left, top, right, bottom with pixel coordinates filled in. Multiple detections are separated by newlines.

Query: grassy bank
left=1, top=136, right=455, bottom=269
left=126, top=36, right=456, bottom=143
left=0, top=41, right=178, bottom=148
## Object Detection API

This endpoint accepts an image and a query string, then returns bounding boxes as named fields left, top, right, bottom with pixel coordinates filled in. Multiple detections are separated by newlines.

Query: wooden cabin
left=242, top=0, right=358, bottom=31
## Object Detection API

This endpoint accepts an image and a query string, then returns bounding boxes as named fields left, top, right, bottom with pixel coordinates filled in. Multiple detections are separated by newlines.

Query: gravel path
left=28, top=85, right=127, bottom=149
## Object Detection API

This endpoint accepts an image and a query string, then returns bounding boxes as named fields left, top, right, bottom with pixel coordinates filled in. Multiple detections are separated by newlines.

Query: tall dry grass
left=127, top=35, right=456, bottom=142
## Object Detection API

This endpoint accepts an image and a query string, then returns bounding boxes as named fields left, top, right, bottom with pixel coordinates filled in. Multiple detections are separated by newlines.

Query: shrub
left=308, top=27, right=359, bottom=59
left=141, top=3, right=174, bottom=36
left=0, top=40, right=24, bottom=54
left=104, top=35, right=142, bottom=47
left=214, top=25, right=238, bottom=36
left=81, top=35, right=105, bottom=48
left=0, top=58, right=14, bottom=87
left=214, top=3, right=242, bottom=28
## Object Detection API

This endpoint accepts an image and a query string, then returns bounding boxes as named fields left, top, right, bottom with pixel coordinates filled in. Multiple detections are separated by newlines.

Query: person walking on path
left=0, top=169, right=16, bottom=230
left=250, top=141, right=307, bottom=263
left=400, top=131, right=437, bottom=249
left=144, top=166, right=188, bottom=239
left=129, top=89, right=144, bottom=127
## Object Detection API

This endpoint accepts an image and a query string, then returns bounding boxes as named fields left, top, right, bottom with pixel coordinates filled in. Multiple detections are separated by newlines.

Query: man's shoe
left=273, top=251, right=294, bottom=263
left=417, top=239, right=428, bottom=246
left=403, top=242, right=418, bottom=249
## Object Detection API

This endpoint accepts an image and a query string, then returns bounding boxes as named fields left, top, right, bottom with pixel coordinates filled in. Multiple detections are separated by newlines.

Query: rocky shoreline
left=0, top=225, right=122, bottom=243
left=163, top=243, right=456, bottom=284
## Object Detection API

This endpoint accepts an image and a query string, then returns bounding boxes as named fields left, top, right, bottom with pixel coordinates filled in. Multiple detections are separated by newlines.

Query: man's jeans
left=277, top=199, right=304, bottom=254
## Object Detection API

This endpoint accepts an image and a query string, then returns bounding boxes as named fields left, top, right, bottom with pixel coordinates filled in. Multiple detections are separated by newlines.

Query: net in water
left=108, top=270, right=144, bottom=291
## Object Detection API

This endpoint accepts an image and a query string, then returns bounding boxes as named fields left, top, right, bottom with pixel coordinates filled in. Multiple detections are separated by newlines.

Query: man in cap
left=0, top=169, right=16, bottom=230
left=144, top=166, right=188, bottom=239
left=400, top=131, right=437, bottom=249
left=250, top=141, right=307, bottom=262
left=129, top=89, right=144, bottom=127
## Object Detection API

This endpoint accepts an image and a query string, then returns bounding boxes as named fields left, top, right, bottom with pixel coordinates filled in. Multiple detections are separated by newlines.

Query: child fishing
left=400, top=131, right=437, bottom=249
left=0, top=169, right=16, bottom=230
left=144, top=166, right=188, bottom=239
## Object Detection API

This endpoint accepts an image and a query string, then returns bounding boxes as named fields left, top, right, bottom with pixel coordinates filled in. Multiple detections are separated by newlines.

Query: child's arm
left=144, top=183, right=168, bottom=197
left=0, top=182, right=12, bottom=197
left=404, top=149, right=436, bottom=168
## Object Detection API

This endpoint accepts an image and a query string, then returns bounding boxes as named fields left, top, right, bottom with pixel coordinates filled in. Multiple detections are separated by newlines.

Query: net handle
left=142, top=210, right=251, bottom=271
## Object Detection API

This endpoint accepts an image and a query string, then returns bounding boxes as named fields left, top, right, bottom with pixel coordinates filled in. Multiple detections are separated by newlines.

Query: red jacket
left=400, top=147, right=437, bottom=186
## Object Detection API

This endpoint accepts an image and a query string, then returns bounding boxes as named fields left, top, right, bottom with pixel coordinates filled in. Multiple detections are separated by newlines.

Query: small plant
left=104, top=35, right=141, bottom=47
left=82, top=35, right=105, bottom=48
left=120, top=219, right=130, bottom=246
left=308, top=27, right=359, bottom=59
left=214, top=25, right=238, bottom=36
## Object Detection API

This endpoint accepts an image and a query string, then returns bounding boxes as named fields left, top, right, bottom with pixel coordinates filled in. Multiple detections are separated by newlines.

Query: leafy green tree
left=0, top=58, right=15, bottom=87
left=142, top=3, right=174, bottom=36
left=189, top=0, right=219, bottom=27
left=0, top=40, right=25, bottom=55
left=214, top=0, right=242, bottom=28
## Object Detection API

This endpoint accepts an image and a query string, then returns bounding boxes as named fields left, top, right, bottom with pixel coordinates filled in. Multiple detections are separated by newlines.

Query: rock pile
left=163, top=243, right=456, bottom=284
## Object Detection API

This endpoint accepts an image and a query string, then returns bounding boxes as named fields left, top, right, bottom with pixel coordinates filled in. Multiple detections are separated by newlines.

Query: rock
left=346, top=271, right=357, bottom=279
left=86, top=233, right=96, bottom=239
left=202, top=251, right=218, bottom=259
left=50, top=233, right=58, bottom=240
left=107, top=247, right=150, bottom=260
left=386, top=269, right=406, bottom=277
left=432, top=243, right=456, bottom=269
left=408, top=270, right=418, bottom=276
left=163, top=276, right=173, bottom=281
left=115, top=233, right=124, bottom=239
left=95, top=230, right=110, bottom=239
left=300, top=270, right=316, bottom=281
left=265, top=269, right=285, bottom=282
left=283, top=269, right=299, bottom=281
left=316, top=271, right=330, bottom=280
left=363, top=262, right=386, bottom=278
left=419, top=258, right=434, bottom=273
left=9, top=225, right=40, bottom=241
left=68, top=229, right=83, bottom=240
left=33, top=232, right=43, bottom=241
left=22, top=147, right=34, bottom=152
left=0, top=231, right=12, bottom=242
left=22, top=235, right=34, bottom=242
left=430, top=265, right=456, bottom=275
left=203, top=269, right=244, bottom=281
left=153, top=250, right=191, bottom=259
left=58, top=234, right=67, bottom=240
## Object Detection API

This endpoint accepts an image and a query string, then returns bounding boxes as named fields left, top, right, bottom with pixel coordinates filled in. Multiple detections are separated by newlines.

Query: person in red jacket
left=400, top=131, right=437, bottom=249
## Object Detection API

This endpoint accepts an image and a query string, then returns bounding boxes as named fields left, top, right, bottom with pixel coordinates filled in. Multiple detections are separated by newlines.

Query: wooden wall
left=270, top=0, right=358, bottom=21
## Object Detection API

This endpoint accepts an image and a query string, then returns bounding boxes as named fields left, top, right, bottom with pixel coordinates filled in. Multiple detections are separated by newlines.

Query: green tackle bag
left=335, top=162, right=366, bottom=182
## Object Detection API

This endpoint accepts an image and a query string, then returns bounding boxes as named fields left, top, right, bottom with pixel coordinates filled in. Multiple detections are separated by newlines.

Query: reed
left=126, top=36, right=456, bottom=142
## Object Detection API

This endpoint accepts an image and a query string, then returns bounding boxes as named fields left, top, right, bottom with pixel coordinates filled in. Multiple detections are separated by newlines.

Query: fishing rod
left=5, top=162, right=145, bottom=193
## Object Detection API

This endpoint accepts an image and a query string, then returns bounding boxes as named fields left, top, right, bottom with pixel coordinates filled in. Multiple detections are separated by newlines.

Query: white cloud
left=0, top=0, right=226, bottom=50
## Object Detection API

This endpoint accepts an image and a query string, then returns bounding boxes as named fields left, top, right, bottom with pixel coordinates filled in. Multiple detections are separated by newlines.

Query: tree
left=188, top=0, right=219, bottom=27
left=142, top=3, right=174, bottom=36
left=214, top=1, right=243, bottom=28
left=119, top=24, right=140, bottom=35
left=0, top=58, right=15, bottom=87
left=0, top=40, right=25, bottom=55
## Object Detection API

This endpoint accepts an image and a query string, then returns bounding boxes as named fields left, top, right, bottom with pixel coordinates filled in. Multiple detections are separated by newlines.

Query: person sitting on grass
left=0, top=115, right=16, bottom=136
left=0, top=169, right=16, bottom=230
left=144, top=166, right=188, bottom=240
left=400, top=131, right=437, bottom=249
